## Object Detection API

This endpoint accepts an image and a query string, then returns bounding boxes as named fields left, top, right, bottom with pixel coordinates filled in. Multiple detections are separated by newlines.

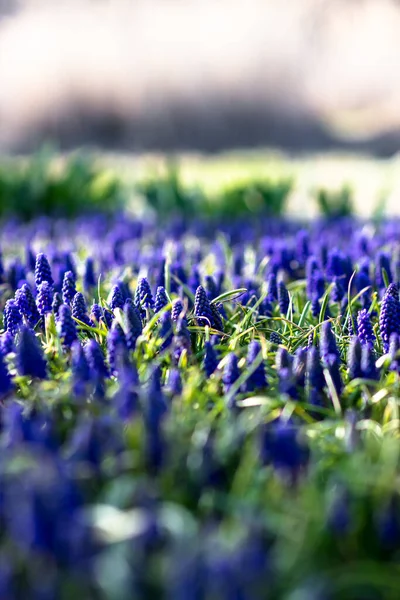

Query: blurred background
left=1, top=0, right=400, bottom=155
left=2, top=0, right=400, bottom=219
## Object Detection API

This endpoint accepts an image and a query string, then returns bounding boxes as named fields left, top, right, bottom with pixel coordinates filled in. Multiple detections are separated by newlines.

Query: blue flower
left=194, top=285, right=214, bottom=327
left=278, top=281, right=290, bottom=315
left=71, top=292, right=91, bottom=327
left=202, top=341, right=218, bottom=378
left=306, top=346, right=325, bottom=406
left=71, top=340, right=91, bottom=398
left=36, top=281, right=54, bottom=316
left=107, top=322, right=127, bottom=374
left=15, top=284, right=40, bottom=327
left=154, top=286, right=169, bottom=314
left=84, top=257, right=96, bottom=290
left=0, top=352, right=13, bottom=396
left=134, top=277, right=154, bottom=311
left=16, top=326, right=47, bottom=379
left=57, top=304, right=78, bottom=348
left=171, top=299, right=184, bottom=322
left=166, top=368, right=183, bottom=396
left=4, top=300, right=22, bottom=335
left=124, top=299, right=142, bottom=350
left=34, top=253, right=54, bottom=289
left=109, top=284, right=124, bottom=311
left=379, top=284, right=400, bottom=352
left=260, top=418, right=309, bottom=477
left=222, top=352, right=240, bottom=395
left=243, top=340, right=267, bottom=392
left=357, top=308, right=375, bottom=347
left=347, top=336, right=363, bottom=380
left=62, top=270, right=77, bottom=306
left=320, top=321, right=340, bottom=364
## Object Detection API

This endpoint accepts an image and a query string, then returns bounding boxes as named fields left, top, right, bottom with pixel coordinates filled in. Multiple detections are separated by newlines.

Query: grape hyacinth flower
left=347, top=336, right=363, bottom=381
left=194, top=285, right=214, bottom=327
left=4, top=300, right=22, bottom=335
left=166, top=368, right=183, bottom=396
left=203, top=341, right=218, bottom=378
left=52, top=292, right=63, bottom=320
left=16, top=326, right=47, bottom=379
left=154, top=286, right=169, bottom=314
left=269, top=331, right=281, bottom=345
left=15, top=284, right=40, bottom=327
left=109, top=285, right=124, bottom=312
left=116, top=280, right=131, bottom=302
left=313, top=271, right=326, bottom=300
left=57, top=305, right=78, bottom=348
left=306, top=256, right=318, bottom=296
left=71, top=340, right=91, bottom=399
left=278, top=365, right=298, bottom=399
left=222, top=352, right=240, bottom=401
left=171, top=299, right=184, bottom=322
left=134, top=277, right=154, bottom=311
left=205, top=275, right=218, bottom=301
left=361, top=344, right=379, bottom=380
left=173, top=316, right=191, bottom=363
left=90, top=303, right=102, bottom=325
left=306, top=346, right=325, bottom=406
left=72, top=293, right=91, bottom=327
left=85, top=339, right=109, bottom=381
left=259, top=297, right=272, bottom=317
left=36, top=281, right=54, bottom=316
left=293, top=347, right=307, bottom=387
left=355, top=269, right=372, bottom=309
left=63, top=251, right=76, bottom=279
left=158, top=312, right=173, bottom=351
left=0, top=331, right=14, bottom=356
left=389, top=333, right=400, bottom=373
left=101, top=308, right=113, bottom=330
left=7, top=261, right=26, bottom=292
left=188, top=267, right=201, bottom=294
left=124, top=299, right=142, bottom=350
left=324, top=353, right=343, bottom=398
left=143, top=366, right=168, bottom=472
left=331, top=277, right=345, bottom=303
left=311, top=296, right=320, bottom=318
left=357, top=309, right=375, bottom=347
left=62, top=271, right=77, bottom=306
left=266, top=273, right=278, bottom=303
left=278, top=281, right=290, bottom=315
left=243, top=340, right=267, bottom=392
left=376, top=251, right=393, bottom=290
left=320, top=321, right=340, bottom=365
left=327, top=487, right=352, bottom=537
left=326, top=248, right=344, bottom=280
left=107, top=322, right=127, bottom=375
left=84, top=257, right=96, bottom=290
left=276, top=346, right=293, bottom=372
left=260, top=418, right=309, bottom=479
left=295, top=229, right=309, bottom=264
left=34, top=253, right=53, bottom=289
left=210, top=302, right=224, bottom=331
left=379, top=284, right=400, bottom=353
left=114, top=354, right=139, bottom=420
left=25, top=244, right=36, bottom=272
left=0, top=352, right=13, bottom=397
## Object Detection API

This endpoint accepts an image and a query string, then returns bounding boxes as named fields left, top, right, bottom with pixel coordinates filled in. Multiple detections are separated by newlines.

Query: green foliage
left=315, top=185, right=354, bottom=220
left=137, top=164, right=292, bottom=220
left=0, top=148, right=124, bottom=220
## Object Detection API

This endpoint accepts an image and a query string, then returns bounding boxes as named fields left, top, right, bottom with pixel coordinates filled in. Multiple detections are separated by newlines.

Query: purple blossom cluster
left=0, top=214, right=397, bottom=596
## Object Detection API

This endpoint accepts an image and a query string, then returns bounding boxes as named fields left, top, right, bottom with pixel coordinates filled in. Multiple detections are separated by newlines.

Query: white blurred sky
left=1, top=0, right=400, bottom=150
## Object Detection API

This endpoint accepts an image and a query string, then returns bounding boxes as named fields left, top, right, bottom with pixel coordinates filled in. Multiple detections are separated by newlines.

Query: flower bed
left=0, top=214, right=399, bottom=598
